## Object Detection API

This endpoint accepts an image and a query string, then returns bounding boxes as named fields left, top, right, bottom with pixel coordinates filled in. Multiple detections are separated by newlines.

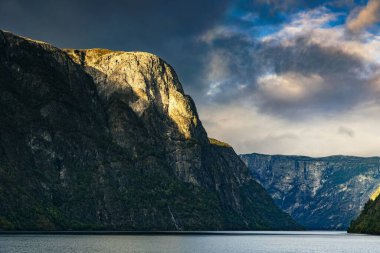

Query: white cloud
left=262, top=7, right=380, bottom=64
left=205, top=50, right=232, bottom=96
left=196, top=6, right=380, bottom=156
left=347, top=0, right=380, bottom=33
left=257, top=72, right=325, bottom=103
left=198, top=26, right=240, bottom=44
left=199, top=102, right=380, bottom=157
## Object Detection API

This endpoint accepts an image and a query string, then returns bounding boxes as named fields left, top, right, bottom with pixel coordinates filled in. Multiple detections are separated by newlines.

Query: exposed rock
left=348, top=191, right=380, bottom=234
left=240, top=153, right=380, bottom=230
left=0, top=30, right=299, bottom=231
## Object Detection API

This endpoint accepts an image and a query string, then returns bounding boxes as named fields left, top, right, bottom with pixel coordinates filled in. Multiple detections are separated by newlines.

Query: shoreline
left=0, top=231, right=347, bottom=236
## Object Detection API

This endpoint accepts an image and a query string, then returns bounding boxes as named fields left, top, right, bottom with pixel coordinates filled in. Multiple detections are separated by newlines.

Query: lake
left=1, top=231, right=379, bottom=253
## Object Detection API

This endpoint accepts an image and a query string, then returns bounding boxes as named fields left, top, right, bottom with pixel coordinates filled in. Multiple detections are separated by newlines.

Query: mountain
left=348, top=189, right=380, bottom=234
left=240, top=153, right=380, bottom=230
left=0, top=30, right=299, bottom=231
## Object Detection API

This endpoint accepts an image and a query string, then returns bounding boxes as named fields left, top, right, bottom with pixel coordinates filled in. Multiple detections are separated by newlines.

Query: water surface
left=1, top=231, right=379, bottom=253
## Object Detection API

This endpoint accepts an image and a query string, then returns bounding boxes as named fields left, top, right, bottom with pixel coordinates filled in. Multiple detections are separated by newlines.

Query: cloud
left=229, top=0, right=346, bottom=26
left=196, top=6, right=380, bottom=156
left=200, top=102, right=380, bottom=156
left=257, top=72, right=325, bottom=103
left=260, top=7, right=380, bottom=63
left=199, top=7, right=380, bottom=118
left=205, top=50, right=232, bottom=96
left=3, top=0, right=380, bottom=156
left=0, top=0, right=230, bottom=46
left=0, top=0, right=230, bottom=100
left=338, top=126, right=355, bottom=138
left=347, top=0, right=380, bottom=33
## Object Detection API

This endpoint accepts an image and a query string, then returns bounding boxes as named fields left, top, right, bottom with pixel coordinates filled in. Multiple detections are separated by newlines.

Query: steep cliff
left=240, top=153, right=380, bottom=230
left=348, top=192, right=380, bottom=234
left=0, top=30, right=299, bottom=231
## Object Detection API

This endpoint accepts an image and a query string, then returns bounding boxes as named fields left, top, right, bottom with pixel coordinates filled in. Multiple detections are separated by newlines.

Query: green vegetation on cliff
left=348, top=195, right=380, bottom=235
left=209, top=138, right=231, bottom=148
left=0, top=30, right=300, bottom=231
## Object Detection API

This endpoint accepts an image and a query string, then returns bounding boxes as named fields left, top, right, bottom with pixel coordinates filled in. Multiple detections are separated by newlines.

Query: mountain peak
left=64, top=48, right=201, bottom=140
left=0, top=30, right=299, bottom=231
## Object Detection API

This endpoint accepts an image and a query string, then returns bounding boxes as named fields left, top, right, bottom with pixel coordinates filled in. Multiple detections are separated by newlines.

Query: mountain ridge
left=241, top=152, right=380, bottom=160
left=240, top=153, right=380, bottom=230
left=0, top=30, right=299, bottom=231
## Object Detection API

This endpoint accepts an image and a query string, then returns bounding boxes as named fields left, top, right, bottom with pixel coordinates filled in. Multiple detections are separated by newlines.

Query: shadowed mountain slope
left=0, top=31, right=299, bottom=231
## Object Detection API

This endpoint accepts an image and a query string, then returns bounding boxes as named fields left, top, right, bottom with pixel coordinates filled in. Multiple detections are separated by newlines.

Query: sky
left=1, top=0, right=380, bottom=157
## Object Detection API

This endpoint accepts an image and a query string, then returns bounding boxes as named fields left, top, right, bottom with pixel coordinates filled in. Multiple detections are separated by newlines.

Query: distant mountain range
left=240, top=153, right=380, bottom=230
left=0, top=30, right=299, bottom=231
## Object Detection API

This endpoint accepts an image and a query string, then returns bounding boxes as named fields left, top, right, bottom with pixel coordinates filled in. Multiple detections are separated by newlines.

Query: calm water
left=1, top=231, right=380, bottom=253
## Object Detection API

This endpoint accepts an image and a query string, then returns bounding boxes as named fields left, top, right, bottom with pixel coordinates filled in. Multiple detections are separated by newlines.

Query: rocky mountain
left=0, top=30, right=299, bottom=231
left=348, top=191, right=380, bottom=234
left=240, top=153, right=380, bottom=230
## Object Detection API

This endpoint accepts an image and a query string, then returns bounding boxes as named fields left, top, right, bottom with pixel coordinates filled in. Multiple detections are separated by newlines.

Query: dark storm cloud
left=3, top=0, right=380, bottom=156
left=200, top=28, right=377, bottom=118
left=0, top=0, right=229, bottom=47
left=189, top=1, right=380, bottom=119
left=0, top=0, right=378, bottom=118
left=0, top=0, right=230, bottom=101
left=253, top=39, right=370, bottom=115
left=195, top=1, right=378, bottom=118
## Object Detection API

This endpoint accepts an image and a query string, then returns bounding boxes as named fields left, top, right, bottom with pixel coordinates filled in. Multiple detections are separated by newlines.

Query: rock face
left=240, top=153, right=380, bottom=230
left=348, top=191, right=380, bottom=234
left=0, top=31, right=299, bottom=231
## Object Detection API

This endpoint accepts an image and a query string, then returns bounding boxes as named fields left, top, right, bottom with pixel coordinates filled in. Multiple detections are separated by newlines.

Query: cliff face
left=348, top=192, right=380, bottom=234
left=240, top=153, right=380, bottom=230
left=0, top=31, right=299, bottom=231
left=64, top=49, right=209, bottom=186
